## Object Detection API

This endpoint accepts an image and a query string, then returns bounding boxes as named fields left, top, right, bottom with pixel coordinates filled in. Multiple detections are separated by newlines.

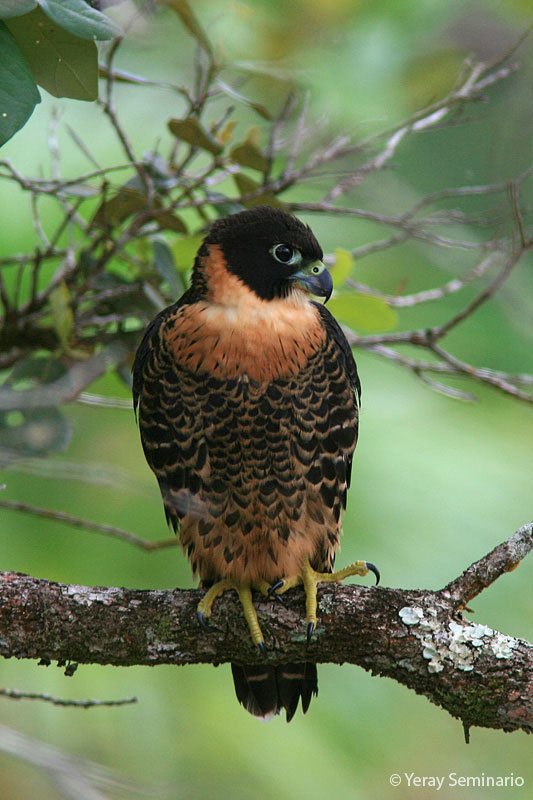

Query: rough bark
left=0, top=524, right=531, bottom=735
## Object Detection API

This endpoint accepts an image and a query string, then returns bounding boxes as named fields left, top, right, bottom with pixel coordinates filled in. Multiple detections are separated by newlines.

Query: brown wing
left=133, top=300, right=359, bottom=585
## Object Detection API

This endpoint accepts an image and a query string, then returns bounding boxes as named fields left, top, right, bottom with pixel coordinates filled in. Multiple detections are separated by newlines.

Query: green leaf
left=233, top=172, right=258, bottom=194
left=155, top=211, right=188, bottom=234
left=153, top=238, right=183, bottom=297
left=328, top=292, right=398, bottom=332
left=6, top=6, right=98, bottom=100
left=331, top=248, right=354, bottom=288
left=171, top=234, right=204, bottom=273
left=230, top=125, right=269, bottom=172
left=233, top=172, right=284, bottom=209
left=0, top=22, right=41, bottom=146
left=168, top=117, right=223, bottom=155
left=93, top=187, right=147, bottom=228
left=158, top=0, right=213, bottom=58
left=217, top=80, right=271, bottom=120
left=0, top=1, right=36, bottom=18
left=49, top=281, right=74, bottom=345
left=37, top=0, right=121, bottom=40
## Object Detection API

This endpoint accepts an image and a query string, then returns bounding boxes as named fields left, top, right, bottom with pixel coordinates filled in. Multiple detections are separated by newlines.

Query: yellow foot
left=197, top=579, right=269, bottom=655
left=269, top=559, right=380, bottom=645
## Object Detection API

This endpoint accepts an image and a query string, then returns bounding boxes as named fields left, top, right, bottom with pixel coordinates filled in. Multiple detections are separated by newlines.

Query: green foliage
left=6, top=7, right=99, bottom=100
left=38, top=0, right=121, bottom=41
left=0, top=0, right=119, bottom=145
left=217, top=79, right=272, bottom=120
left=329, top=250, right=398, bottom=334
left=172, top=234, right=205, bottom=272
left=93, top=186, right=149, bottom=227
left=331, top=247, right=354, bottom=286
left=168, top=116, right=224, bottom=155
left=48, top=281, right=74, bottom=346
left=0, top=0, right=37, bottom=18
left=159, top=0, right=213, bottom=58
left=328, top=292, right=398, bottom=332
left=230, top=125, right=270, bottom=172
left=233, top=172, right=284, bottom=208
left=0, top=22, right=41, bottom=146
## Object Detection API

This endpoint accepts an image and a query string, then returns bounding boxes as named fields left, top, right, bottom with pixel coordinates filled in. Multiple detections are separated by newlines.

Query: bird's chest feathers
left=166, top=292, right=325, bottom=381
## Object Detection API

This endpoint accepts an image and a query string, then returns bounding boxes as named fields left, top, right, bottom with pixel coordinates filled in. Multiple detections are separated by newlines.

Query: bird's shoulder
left=132, top=287, right=198, bottom=413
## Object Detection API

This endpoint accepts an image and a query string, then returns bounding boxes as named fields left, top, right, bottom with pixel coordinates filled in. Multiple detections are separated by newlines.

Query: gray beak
left=289, top=261, right=333, bottom=302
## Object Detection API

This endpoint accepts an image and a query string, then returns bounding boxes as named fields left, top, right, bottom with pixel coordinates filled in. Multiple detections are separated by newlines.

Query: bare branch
left=98, top=62, right=192, bottom=101
left=0, top=524, right=531, bottom=734
left=427, top=343, right=533, bottom=403
left=342, top=250, right=502, bottom=308
left=0, top=689, right=137, bottom=709
left=428, top=244, right=528, bottom=340
left=0, top=499, right=178, bottom=551
left=444, top=523, right=532, bottom=607
left=98, top=39, right=152, bottom=198
left=30, top=194, right=50, bottom=249
left=0, top=342, right=130, bottom=411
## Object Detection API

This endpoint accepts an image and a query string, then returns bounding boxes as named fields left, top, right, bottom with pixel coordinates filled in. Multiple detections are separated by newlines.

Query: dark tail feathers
left=231, top=662, right=318, bottom=722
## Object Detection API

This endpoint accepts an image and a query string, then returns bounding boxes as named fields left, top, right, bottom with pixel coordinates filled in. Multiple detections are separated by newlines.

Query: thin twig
left=428, top=245, right=527, bottom=340
left=0, top=689, right=137, bottom=709
left=98, top=39, right=152, bottom=199
left=343, top=250, right=502, bottom=307
left=0, top=499, right=178, bottom=551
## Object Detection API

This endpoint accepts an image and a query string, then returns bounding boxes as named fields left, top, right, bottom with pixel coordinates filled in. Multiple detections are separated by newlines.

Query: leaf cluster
left=0, top=0, right=120, bottom=146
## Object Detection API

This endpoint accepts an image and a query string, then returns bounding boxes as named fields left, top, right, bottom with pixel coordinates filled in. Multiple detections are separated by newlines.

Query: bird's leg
left=197, top=579, right=234, bottom=629
left=197, top=579, right=268, bottom=655
left=237, top=585, right=267, bottom=654
left=270, top=559, right=380, bottom=645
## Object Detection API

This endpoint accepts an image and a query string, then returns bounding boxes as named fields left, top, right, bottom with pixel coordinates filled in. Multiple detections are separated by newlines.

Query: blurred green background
left=1, top=1, right=532, bottom=798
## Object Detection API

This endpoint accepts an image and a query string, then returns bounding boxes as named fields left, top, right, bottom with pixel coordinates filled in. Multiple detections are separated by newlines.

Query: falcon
left=133, top=206, right=378, bottom=721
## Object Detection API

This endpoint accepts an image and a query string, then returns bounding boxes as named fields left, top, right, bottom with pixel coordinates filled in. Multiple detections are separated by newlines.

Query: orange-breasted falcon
left=133, top=206, right=378, bottom=721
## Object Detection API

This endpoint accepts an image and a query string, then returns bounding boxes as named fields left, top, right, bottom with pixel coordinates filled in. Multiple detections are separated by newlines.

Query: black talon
left=257, top=641, right=268, bottom=657
left=270, top=592, right=285, bottom=605
left=267, top=580, right=285, bottom=604
left=366, top=561, right=380, bottom=585
left=268, top=579, right=284, bottom=596
left=197, top=610, right=210, bottom=630
left=306, top=621, right=315, bottom=647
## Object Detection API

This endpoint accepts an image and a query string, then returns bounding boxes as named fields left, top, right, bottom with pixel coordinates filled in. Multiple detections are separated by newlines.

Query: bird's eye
left=270, top=244, right=301, bottom=265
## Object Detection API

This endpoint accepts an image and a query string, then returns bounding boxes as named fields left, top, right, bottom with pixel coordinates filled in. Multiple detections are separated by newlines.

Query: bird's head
left=191, top=206, right=332, bottom=304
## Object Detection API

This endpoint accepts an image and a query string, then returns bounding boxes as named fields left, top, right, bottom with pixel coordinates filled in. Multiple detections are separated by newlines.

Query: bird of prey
left=133, top=206, right=378, bottom=721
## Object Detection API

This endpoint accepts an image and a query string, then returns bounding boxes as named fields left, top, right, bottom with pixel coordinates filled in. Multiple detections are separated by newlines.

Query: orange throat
left=166, top=244, right=326, bottom=381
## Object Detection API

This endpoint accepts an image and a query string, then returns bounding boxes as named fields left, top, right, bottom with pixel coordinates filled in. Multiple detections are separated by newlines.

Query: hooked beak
left=288, top=261, right=333, bottom=302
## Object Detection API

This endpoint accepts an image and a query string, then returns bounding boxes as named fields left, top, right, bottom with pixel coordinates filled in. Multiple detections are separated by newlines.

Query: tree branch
left=0, top=688, right=137, bottom=709
left=0, top=524, right=531, bottom=735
